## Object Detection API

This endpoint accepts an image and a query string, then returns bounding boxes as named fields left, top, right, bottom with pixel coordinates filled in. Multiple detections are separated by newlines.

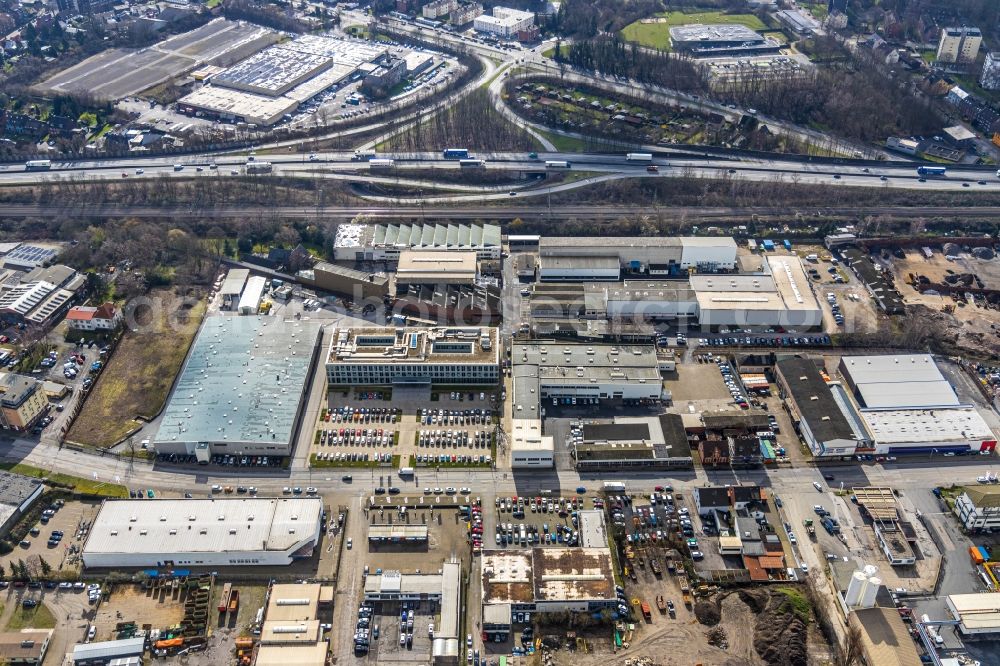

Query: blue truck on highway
left=443, top=148, right=469, bottom=159
left=916, top=166, right=947, bottom=176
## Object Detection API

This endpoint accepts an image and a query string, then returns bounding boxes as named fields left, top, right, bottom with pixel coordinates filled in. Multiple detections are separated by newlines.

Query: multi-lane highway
left=4, top=151, right=1000, bottom=197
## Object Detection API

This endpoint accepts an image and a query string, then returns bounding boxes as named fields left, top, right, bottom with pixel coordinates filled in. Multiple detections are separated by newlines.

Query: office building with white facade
left=326, top=326, right=499, bottom=386
left=474, top=6, right=534, bottom=38
left=953, top=488, right=1000, bottom=534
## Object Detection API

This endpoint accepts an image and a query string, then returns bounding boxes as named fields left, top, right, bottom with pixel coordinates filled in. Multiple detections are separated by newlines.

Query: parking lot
left=153, top=452, right=285, bottom=470
left=489, top=494, right=593, bottom=549
left=313, top=387, right=498, bottom=468
left=0, top=499, right=100, bottom=575
left=333, top=496, right=475, bottom=665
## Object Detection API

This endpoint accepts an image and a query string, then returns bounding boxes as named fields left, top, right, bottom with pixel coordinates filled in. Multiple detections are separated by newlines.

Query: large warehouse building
left=839, top=354, right=997, bottom=455
left=326, top=326, right=499, bottom=386
left=839, top=355, right=960, bottom=409
left=775, top=357, right=868, bottom=457
left=152, top=317, right=323, bottom=459
left=692, top=255, right=822, bottom=328
left=779, top=354, right=998, bottom=457
left=334, top=223, right=502, bottom=262
left=82, top=498, right=324, bottom=568
left=531, top=254, right=822, bottom=329
left=511, top=342, right=666, bottom=468
left=538, top=236, right=737, bottom=280
left=178, top=35, right=389, bottom=126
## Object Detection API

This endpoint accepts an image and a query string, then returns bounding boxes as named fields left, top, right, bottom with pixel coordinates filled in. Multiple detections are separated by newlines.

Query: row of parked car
left=316, top=451, right=393, bottom=462
left=495, top=522, right=579, bottom=547
left=354, top=602, right=377, bottom=654
left=420, top=407, right=492, bottom=426
left=154, top=453, right=283, bottom=467
left=697, top=335, right=831, bottom=347
left=416, top=429, right=492, bottom=448
left=325, top=406, right=401, bottom=424
left=320, top=427, right=395, bottom=447
left=415, top=453, right=492, bottom=465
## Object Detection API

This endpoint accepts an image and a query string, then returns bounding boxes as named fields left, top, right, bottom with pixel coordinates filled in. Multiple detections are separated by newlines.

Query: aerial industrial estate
left=4, top=0, right=1000, bottom=665
left=0, top=225, right=998, bottom=666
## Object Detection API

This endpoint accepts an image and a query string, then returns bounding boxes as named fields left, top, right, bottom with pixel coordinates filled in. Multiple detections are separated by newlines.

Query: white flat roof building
left=239, top=275, right=268, bottom=314
left=691, top=255, right=822, bottom=328
left=538, top=236, right=737, bottom=274
left=839, top=354, right=960, bottom=409
left=178, top=86, right=299, bottom=126
left=220, top=268, right=249, bottom=302
left=334, top=223, right=502, bottom=262
left=396, top=250, right=478, bottom=284
left=860, top=407, right=995, bottom=453
left=82, top=498, right=323, bottom=568
left=213, top=47, right=332, bottom=96
left=947, top=592, right=1000, bottom=634
left=474, top=6, right=534, bottom=37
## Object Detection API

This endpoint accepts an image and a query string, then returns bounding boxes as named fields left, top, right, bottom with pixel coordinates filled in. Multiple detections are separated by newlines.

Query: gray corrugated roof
left=72, top=637, right=145, bottom=661
left=154, top=317, right=321, bottom=447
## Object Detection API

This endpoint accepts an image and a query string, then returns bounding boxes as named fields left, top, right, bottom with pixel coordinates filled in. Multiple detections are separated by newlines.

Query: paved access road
left=1, top=433, right=995, bottom=500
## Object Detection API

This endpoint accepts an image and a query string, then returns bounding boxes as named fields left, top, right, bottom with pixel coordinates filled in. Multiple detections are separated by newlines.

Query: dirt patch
left=694, top=598, right=720, bottom=626
left=92, top=584, right=187, bottom=642
left=689, top=588, right=812, bottom=666
left=719, top=593, right=761, bottom=664
left=66, top=289, right=206, bottom=448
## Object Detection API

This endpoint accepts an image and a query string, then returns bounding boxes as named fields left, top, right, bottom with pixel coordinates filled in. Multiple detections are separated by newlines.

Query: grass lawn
left=65, top=291, right=206, bottom=448
left=762, top=30, right=788, bottom=44
left=541, top=44, right=570, bottom=59
left=621, top=11, right=767, bottom=50
left=0, top=462, right=128, bottom=497
left=799, top=1, right=828, bottom=20
left=534, top=128, right=592, bottom=152
left=6, top=601, right=56, bottom=630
